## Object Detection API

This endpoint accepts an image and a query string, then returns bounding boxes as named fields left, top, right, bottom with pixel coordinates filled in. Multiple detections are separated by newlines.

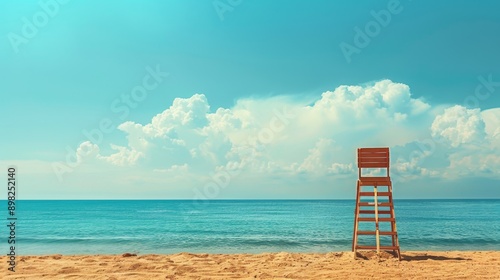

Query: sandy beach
left=2, top=251, right=499, bottom=279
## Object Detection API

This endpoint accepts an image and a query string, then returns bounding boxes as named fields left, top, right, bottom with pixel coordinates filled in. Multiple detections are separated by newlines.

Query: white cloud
left=447, top=153, right=500, bottom=176
left=328, top=163, right=354, bottom=175
left=392, top=151, right=439, bottom=180
left=297, top=138, right=335, bottom=174
left=154, top=163, right=189, bottom=173
left=482, top=108, right=500, bottom=143
left=147, top=93, right=210, bottom=136
left=310, top=80, right=429, bottom=126
left=100, top=144, right=144, bottom=166
left=76, top=141, right=100, bottom=162
left=296, top=138, right=353, bottom=175
left=73, top=141, right=143, bottom=167
left=419, top=106, right=500, bottom=179
left=56, top=80, right=500, bottom=198
left=431, top=105, right=486, bottom=148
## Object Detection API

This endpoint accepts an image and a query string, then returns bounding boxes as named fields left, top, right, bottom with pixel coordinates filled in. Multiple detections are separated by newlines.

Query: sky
left=1, top=0, right=500, bottom=199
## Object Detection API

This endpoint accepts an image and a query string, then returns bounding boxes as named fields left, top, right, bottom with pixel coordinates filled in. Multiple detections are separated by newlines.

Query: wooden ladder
left=352, top=148, right=401, bottom=260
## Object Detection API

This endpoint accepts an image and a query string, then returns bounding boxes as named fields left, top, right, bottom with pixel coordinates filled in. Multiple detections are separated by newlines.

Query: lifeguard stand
left=352, top=147, right=401, bottom=260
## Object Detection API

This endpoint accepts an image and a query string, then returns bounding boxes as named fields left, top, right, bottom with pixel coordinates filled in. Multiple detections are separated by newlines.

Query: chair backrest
left=357, top=147, right=390, bottom=177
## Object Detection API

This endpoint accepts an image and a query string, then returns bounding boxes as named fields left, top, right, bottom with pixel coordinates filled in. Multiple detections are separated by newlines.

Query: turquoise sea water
left=3, top=200, right=500, bottom=255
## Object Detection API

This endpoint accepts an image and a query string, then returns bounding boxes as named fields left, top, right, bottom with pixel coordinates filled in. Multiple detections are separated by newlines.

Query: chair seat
left=359, top=176, right=390, bottom=181
left=358, top=177, right=391, bottom=186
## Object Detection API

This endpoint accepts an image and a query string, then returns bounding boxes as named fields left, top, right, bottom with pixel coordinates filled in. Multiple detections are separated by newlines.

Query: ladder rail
left=373, top=185, right=380, bottom=256
left=388, top=183, right=401, bottom=260
left=352, top=181, right=361, bottom=254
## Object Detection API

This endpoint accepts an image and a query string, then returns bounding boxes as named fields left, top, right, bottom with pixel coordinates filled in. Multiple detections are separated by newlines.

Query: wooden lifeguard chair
left=352, top=147, right=401, bottom=260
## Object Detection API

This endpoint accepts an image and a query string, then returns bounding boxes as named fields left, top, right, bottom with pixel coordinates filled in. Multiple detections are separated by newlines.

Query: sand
left=1, top=251, right=499, bottom=279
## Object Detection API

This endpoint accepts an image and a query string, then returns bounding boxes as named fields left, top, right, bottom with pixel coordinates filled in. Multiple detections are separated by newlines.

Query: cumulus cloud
left=298, top=138, right=336, bottom=174
left=148, top=93, right=209, bottom=134
left=100, top=145, right=144, bottom=166
left=310, top=80, right=430, bottom=125
left=482, top=108, right=500, bottom=142
left=447, top=153, right=500, bottom=176
left=64, top=79, right=500, bottom=190
left=392, top=151, right=439, bottom=180
left=328, top=163, right=354, bottom=175
left=76, top=141, right=100, bottom=161
left=154, top=163, right=189, bottom=173
left=431, top=105, right=486, bottom=148
left=296, top=138, right=354, bottom=175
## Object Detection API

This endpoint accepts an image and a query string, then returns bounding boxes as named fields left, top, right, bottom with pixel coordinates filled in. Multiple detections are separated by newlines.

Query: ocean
left=5, top=199, right=500, bottom=255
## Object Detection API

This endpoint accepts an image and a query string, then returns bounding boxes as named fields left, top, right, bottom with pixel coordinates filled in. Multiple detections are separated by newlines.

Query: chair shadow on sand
left=355, top=251, right=471, bottom=261
left=401, top=254, right=472, bottom=261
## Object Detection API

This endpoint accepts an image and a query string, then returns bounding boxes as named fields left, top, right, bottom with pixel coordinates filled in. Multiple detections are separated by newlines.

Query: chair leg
left=374, top=185, right=380, bottom=258
left=388, top=183, right=401, bottom=261
left=352, top=181, right=360, bottom=258
left=388, top=186, right=396, bottom=252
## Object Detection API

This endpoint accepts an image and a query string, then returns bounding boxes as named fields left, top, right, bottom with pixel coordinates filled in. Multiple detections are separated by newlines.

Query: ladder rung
left=358, top=202, right=393, bottom=207
left=355, top=245, right=399, bottom=250
left=359, top=192, right=391, bottom=196
left=356, top=231, right=397, bottom=235
left=358, top=217, right=395, bottom=222
left=358, top=210, right=392, bottom=214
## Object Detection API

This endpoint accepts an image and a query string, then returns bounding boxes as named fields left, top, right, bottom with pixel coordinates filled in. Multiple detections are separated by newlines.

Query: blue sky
left=1, top=0, right=500, bottom=199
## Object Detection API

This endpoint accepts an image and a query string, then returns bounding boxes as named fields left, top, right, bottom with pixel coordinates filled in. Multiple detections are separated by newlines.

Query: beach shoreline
left=2, top=251, right=499, bottom=279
